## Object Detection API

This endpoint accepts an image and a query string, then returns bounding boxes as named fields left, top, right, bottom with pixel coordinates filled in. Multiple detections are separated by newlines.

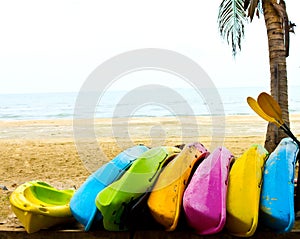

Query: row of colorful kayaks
left=9, top=137, right=299, bottom=237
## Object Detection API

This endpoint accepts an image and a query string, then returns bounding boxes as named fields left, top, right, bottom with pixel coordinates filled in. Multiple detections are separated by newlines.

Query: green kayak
left=95, top=146, right=181, bottom=231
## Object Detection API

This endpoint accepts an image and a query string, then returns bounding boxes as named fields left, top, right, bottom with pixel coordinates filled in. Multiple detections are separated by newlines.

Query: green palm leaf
left=218, top=0, right=247, bottom=56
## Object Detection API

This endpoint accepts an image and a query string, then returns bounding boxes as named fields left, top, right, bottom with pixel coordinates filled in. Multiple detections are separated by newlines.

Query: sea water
left=0, top=86, right=299, bottom=121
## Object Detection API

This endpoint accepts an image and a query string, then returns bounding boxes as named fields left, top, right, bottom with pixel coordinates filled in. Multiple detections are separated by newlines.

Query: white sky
left=0, top=0, right=299, bottom=94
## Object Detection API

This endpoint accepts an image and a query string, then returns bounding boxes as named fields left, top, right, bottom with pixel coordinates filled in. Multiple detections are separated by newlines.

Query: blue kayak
left=70, top=145, right=148, bottom=231
left=260, top=137, right=299, bottom=233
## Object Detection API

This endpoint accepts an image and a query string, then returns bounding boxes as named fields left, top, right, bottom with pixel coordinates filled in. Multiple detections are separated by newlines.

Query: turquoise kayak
left=70, top=145, right=148, bottom=231
left=95, top=146, right=181, bottom=231
left=260, top=137, right=299, bottom=233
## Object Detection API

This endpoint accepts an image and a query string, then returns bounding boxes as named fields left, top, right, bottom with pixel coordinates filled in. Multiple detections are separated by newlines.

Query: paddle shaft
left=280, top=123, right=300, bottom=149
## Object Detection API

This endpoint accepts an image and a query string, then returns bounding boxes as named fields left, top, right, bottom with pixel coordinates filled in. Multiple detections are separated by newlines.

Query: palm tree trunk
left=262, top=0, right=300, bottom=213
left=262, top=0, right=289, bottom=153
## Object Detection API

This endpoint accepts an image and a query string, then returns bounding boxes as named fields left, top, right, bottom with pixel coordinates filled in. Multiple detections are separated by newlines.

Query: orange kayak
left=147, top=142, right=209, bottom=231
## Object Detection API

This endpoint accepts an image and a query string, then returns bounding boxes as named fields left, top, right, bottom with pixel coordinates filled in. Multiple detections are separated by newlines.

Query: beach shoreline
left=1, top=114, right=300, bottom=225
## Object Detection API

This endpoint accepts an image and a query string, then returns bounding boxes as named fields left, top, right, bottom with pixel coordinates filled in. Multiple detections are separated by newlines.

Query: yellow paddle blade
left=247, top=97, right=281, bottom=127
left=257, top=92, right=284, bottom=125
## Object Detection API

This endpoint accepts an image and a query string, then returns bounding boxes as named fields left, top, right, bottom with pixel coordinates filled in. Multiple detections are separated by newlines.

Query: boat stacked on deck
left=10, top=138, right=299, bottom=236
left=9, top=181, right=75, bottom=233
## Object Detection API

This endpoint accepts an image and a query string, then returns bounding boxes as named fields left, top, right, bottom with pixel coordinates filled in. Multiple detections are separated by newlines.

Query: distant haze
left=0, top=1, right=299, bottom=94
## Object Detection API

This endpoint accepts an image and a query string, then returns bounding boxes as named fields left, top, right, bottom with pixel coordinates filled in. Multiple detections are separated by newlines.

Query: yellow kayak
left=9, top=181, right=75, bottom=233
left=226, top=144, right=268, bottom=237
left=147, top=142, right=209, bottom=231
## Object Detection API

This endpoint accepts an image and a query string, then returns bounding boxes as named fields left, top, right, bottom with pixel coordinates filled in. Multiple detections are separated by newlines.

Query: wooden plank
left=0, top=229, right=299, bottom=239
left=0, top=229, right=130, bottom=239
left=133, top=230, right=300, bottom=239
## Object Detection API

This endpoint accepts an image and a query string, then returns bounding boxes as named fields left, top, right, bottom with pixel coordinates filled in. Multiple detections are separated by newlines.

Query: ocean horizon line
left=0, top=86, right=299, bottom=121
left=1, top=84, right=300, bottom=95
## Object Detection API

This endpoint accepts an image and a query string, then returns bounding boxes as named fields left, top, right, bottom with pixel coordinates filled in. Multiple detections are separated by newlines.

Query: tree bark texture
left=262, top=0, right=289, bottom=153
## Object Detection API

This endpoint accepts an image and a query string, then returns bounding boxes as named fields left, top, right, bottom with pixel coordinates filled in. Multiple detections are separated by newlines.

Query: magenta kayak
left=183, top=147, right=233, bottom=235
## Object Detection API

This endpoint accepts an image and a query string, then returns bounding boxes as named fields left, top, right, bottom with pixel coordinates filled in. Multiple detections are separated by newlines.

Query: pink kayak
left=183, top=146, right=233, bottom=235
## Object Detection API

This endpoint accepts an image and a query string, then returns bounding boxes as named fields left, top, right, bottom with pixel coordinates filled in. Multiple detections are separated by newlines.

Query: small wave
left=0, top=114, right=23, bottom=120
left=43, top=113, right=74, bottom=119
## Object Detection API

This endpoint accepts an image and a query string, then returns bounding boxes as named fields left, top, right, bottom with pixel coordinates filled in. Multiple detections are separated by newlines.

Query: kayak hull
left=260, top=137, right=299, bottom=233
left=95, top=146, right=181, bottom=231
left=147, top=143, right=209, bottom=231
left=183, top=146, right=233, bottom=235
left=226, top=145, right=268, bottom=237
left=70, top=145, right=148, bottom=231
left=10, top=181, right=74, bottom=233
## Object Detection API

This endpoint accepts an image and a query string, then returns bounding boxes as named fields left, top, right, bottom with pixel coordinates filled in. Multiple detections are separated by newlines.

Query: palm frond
left=244, top=0, right=262, bottom=20
left=247, top=0, right=260, bottom=21
left=244, top=0, right=250, bottom=10
left=218, top=0, right=247, bottom=56
left=256, top=1, right=263, bottom=18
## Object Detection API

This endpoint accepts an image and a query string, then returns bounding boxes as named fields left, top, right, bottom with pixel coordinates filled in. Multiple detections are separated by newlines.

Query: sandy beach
left=1, top=114, right=300, bottom=227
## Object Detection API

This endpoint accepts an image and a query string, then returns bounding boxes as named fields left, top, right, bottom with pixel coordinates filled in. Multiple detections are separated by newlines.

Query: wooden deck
left=0, top=226, right=299, bottom=239
left=1, top=212, right=299, bottom=239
